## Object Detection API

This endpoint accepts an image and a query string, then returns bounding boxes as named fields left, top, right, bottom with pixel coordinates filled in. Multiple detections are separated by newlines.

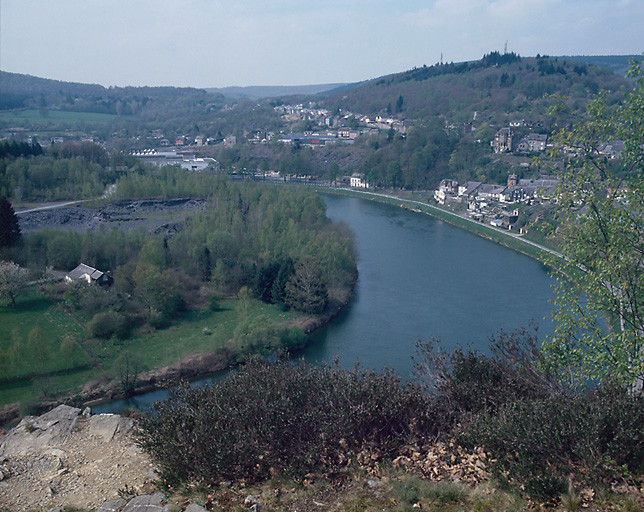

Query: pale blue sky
left=1, top=0, right=642, bottom=88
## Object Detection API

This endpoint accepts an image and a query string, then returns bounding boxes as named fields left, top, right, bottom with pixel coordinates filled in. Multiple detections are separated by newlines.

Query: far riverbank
left=319, top=187, right=562, bottom=266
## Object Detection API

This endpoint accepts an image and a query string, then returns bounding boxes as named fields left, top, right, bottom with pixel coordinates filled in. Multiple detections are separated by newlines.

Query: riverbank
left=0, top=282, right=355, bottom=427
left=319, top=188, right=562, bottom=267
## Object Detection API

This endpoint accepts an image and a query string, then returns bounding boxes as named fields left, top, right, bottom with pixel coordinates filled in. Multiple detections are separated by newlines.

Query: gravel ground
left=0, top=416, right=155, bottom=512
left=17, top=198, right=207, bottom=234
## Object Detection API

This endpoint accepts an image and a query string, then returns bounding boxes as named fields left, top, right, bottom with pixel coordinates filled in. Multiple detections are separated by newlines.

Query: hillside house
left=66, top=263, right=113, bottom=286
left=434, top=179, right=459, bottom=204
left=517, top=133, right=547, bottom=152
left=350, top=173, right=369, bottom=188
left=492, top=128, right=513, bottom=153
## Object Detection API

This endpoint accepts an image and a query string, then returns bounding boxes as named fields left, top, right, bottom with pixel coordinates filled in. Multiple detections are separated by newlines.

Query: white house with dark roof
left=65, top=263, right=113, bottom=286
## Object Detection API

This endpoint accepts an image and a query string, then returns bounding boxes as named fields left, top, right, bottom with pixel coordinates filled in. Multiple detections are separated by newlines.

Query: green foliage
left=89, top=310, right=129, bottom=339
left=137, top=359, right=431, bottom=488
left=459, top=389, right=644, bottom=500
left=233, top=317, right=306, bottom=359
left=0, top=197, right=21, bottom=249
left=543, top=59, right=644, bottom=388
left=285, top=256, right=328, bottom=314
left=1, top=155, right=117, bottom=202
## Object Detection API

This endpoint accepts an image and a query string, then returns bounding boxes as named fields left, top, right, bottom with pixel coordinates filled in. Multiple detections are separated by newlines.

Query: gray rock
left=122, top=494, right=165, bottom=512
left=185, top=505, right=209, bottom=512
left=82, top=407, right=92, bottom=417
left=96, top=498, right=126, bottom=512
left=0, top=405, right=81, bottom=456
left=244, top=495, right=259, bottom=506
left=89, top=414, right=134, bottom=442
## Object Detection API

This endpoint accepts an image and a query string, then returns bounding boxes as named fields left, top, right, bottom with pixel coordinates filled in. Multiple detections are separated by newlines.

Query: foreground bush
left=137, top=359, right=432, bottom=488
left=459, top=388, right=644, bottom=499
left=415, top=326, right=558, bottom=436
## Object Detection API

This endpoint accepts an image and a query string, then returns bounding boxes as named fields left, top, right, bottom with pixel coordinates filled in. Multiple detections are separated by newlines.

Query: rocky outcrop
left=0, top=405, right=81, bottom=457
left=0, top=405, right=154, bottom=512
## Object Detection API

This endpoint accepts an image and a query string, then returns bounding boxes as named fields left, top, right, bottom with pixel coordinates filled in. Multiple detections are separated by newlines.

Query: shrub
left=137, top=359, right=432, bottom=488
left=414, top=326, right=558, bottom=435
left=233, top=318, right=307, bottom=359
left=458, top=388, right=644, bottom=500
left=88, top=310, right=128, bottom=339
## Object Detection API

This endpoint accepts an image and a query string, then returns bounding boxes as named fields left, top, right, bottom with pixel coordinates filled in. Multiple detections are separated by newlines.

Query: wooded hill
left=321, top=52, right=633, bottom=125
left=0, top=70, right=226, bottom=116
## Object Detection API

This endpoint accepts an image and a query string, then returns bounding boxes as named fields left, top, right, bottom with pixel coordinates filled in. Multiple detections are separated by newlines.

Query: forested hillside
left=322, top=53, right=631, bottom=124
left=0, top=54, right=637, bottom=192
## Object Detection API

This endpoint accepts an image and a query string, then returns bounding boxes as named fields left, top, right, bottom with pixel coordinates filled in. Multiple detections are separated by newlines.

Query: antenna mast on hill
left=440, top=52, right=443, bottom=65
left=504, top=40, right=508, bottom=54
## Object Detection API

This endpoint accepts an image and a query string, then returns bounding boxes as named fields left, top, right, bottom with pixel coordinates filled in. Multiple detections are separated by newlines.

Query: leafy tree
left=0, top=260, right=30, bottom=308
left=285, top=256, right=328, bottom=314
left=542, top=60, right=644, bottom=390
left=0, top=197, right=21, bottom=249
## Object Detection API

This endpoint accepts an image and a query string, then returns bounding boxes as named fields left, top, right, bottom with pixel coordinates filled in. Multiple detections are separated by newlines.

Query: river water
left=94, top=193, right=555, bottom=413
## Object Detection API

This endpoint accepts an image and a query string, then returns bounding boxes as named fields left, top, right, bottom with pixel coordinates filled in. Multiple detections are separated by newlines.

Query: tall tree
left=542, top=61, right=644, bottom=390
left=285, top=256, right=328, bottom=314
left=0, top=197, right=21, bottom=249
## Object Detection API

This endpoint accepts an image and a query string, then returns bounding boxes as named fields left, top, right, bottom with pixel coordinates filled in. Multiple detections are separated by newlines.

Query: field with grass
left=0, top=289, right=304, bottom=411
left=91, top=299, right=303, bottom=377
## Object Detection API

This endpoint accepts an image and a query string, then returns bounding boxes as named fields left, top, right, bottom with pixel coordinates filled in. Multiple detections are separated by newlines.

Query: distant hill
left=321, top=52, right=633, bottom=124
left=206, top=83, right=350, bottom=100
left=0, top=71, right=222, bottom=114
left=556, top=55, right=643, bottom=77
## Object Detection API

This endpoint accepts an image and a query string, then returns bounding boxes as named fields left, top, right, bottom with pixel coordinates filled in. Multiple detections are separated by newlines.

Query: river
left=93, top=192, right=555, bottom=413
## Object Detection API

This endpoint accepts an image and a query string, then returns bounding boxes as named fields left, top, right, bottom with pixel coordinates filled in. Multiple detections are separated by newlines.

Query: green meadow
left=0, top=290, right=304, bottom=409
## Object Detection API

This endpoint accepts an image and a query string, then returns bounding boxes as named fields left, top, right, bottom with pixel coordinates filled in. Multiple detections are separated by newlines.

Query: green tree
left=285, top=256, right=328, bottom=314
left=0, top=196, right=21, bottom=249
left=542, top=60, right=644, bottom=390
left=0, top=260, right=30, bottom=308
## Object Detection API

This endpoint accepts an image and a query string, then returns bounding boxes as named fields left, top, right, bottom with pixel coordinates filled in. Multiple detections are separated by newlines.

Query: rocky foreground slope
left=0, top=405, right=155, bottom=511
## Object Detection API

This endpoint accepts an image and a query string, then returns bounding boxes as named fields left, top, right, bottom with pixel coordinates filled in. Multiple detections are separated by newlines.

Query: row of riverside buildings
left=434, top=173, right=560, bottom=206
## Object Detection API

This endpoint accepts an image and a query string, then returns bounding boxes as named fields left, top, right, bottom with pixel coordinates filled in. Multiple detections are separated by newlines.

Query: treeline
left=379, top=51, right=522, bottom=85
left=0, top=140, right=120, bottom=200
left=323, top=55, right=630, bottom=125
left=0, top=71, right=221, bottom=117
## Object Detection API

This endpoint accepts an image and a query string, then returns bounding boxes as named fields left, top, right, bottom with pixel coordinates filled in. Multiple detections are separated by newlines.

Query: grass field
left=0, top=109, right=118, bottom=123
left=0, top=289, right=89, bottom=379
left=91, top=299, right=303, bottom=377
left=0, top=290, right=304, bottom=409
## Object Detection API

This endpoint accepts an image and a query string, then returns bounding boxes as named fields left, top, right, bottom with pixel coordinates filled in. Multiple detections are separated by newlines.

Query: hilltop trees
left=543, top=60, right=644, bottom=389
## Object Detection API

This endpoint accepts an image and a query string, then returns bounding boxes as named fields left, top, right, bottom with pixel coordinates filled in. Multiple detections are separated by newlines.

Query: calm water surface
left=94, top=193, right=555, bottom=413
left=303, top=193, right=554, bottom=378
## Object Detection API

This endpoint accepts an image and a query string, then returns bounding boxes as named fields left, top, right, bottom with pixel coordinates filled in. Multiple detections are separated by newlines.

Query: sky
left=1, top=0, right=642, bottom=89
